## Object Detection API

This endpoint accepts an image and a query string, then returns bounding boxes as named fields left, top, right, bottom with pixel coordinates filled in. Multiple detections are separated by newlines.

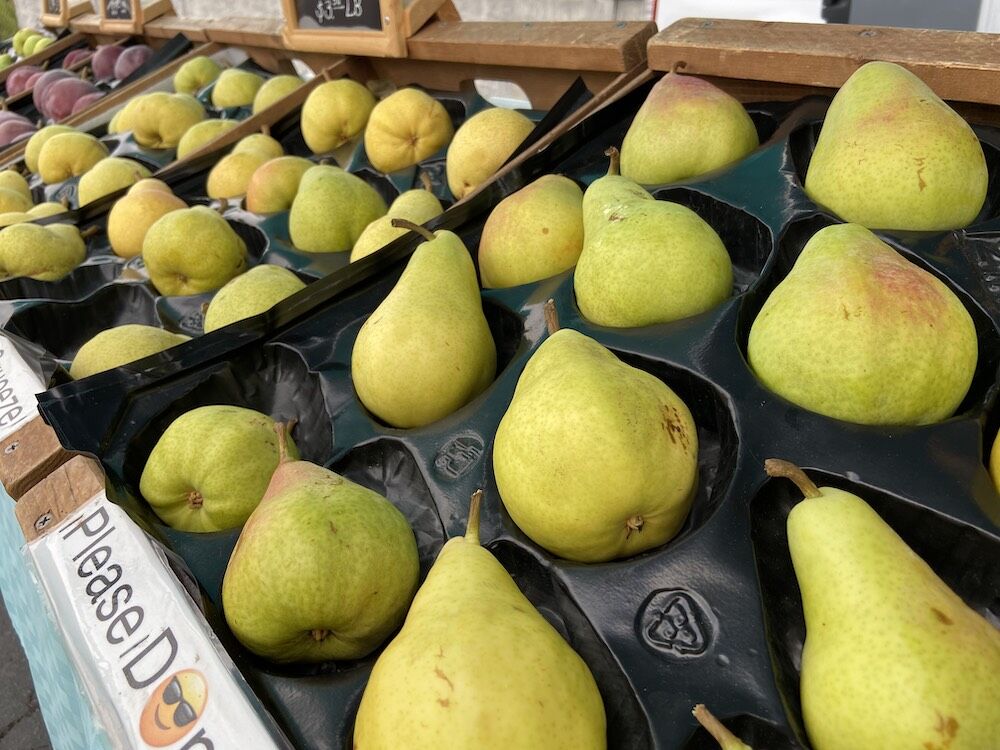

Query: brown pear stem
left=692, top=705, right=751, bottom=750
left=199, top=301, right=209, bottom=315
left=604, top=146, right=620, bottom=177
left=543, top=299, right=559, bottom=335
left=274, top=420, right=296, bottom=465
left=79, top=225, right=100, bottom=239
left=391, top=218, right=434, bottom=242
left=764, top=459, right=821, bottom=499
left=216, top=197, right=229, bottom=214
left=466, top=490, right=483, bottom=546
left=419, top=172, right=433, bottom=192
left=59, top=195, right=70, bottom=208
left=260, top=124, right=270, bottom=137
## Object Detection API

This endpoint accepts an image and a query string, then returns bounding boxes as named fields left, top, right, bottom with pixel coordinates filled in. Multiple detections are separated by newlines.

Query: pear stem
left=604, top=146, right=620, bottom=177
left=764, top=459, right=821, bottom=499
left=419, top=172, right=433, bottom=192
left=625, top=515, right=644, bottom=540
left=59, top=195, right=70, bottom=208
left=260, top=124, right=270, bottom=137
left=79, top=225, right=100, bottom=239
left=692, top=705, right=750, bottom=750
left=543, top=299, right=559, bottom=335
left=216, top=198, right=229, bottom=214
left=466, top=489, right=483, bottom=546
left=391, top=218, right=434, bottom=242
left=274, top=420, right=297, bottom=465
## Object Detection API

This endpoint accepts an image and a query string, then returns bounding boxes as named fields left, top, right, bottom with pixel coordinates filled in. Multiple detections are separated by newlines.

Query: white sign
left=0, top=335, right=44, bottom=442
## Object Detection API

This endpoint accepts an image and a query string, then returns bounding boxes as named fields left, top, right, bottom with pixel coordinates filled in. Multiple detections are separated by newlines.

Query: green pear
left=175, top=118, right=239, bottom=159
left=25, top=125, right=76, bottom=174
left=211, top=68, right=264, bottom=108
left=140, top=406, right=296, bottom=531
left=173, top=55, right=222, bottom=95
left=203, top=265, right=306, bottom=332
left=289, top=165, right=386, bottom=252
left=692, top=705, right=753, bottom=750
left=766, top=458, right=1000, bottom=750
left=77, top=157, right=151, bottom=206
left=0, top=54, right=12, bottom=70
left=478, top=174, right=584, bottom=288
left=350, top=179, right=443, bottom=262
left=351, top=221, right=495, bottom=428
left=207, top=151, right=270, bottom=199
left=806, top=62, right=987, bottom=231
left=0, top=222, right=85, bottom=280
left=222, top=423, right=419, bottom=662
left=748, top=223, right=976, bottom=425
left=493, top=303, right=697, bottom=562
left=620, top=73, right=758, bottom=185
left=251, top=75, right=302, bottom=114
left=12, top=28, right=34, bottom=56
left=116, top=92, right=206, bottom=149
left=990, top=430, right=1000, bottom=495
left=354, top=491, right=606, bottom=749
left=364, top=88, right=454, bottom=173
left=142, top=205, right=247, bottom=295
left=108, top=181, right=186, bottom=258
left=37, top=131, right=109, bottom=184
left=0, top=170, right=31, bottom=202
left=244, top=156, right=313, bottom=214
left=301, top=78, right=376, bottom=154
left=70, top=324, right=189, bottom=379
left=574, top=150, right=733, bottom=327
left=446, top=108, right=534, bottom=200
left=234, top=133, right=283, bottom=159
left=0, top=187, right=30, bottom=214
left=22, top=35, right=43, bottom=56
left=33, top=38, right=53, bottom=53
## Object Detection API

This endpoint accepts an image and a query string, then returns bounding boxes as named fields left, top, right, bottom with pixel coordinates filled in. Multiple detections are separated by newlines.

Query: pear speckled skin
left=349, top=188, right=443, bottom=262
left=141, top=406, right=296, bottom=532
left=252, top=75, right=302, bottom=115
left=620, top=73, right=758, bottom=185
left=493, top=328, right=698, bottom=562
left=352, top=229, right=496, bottom=428
left=203, top=264, right=306, bottom=332
left=0, top=222, right=85, bottom=281
left=289, top=165, right=387, bottom=253
left=748, top=223, right=977, bottom=425
left=173, top=55, right=221, bottom=95
left=119, top=93, right=206, bottom=150
left=77, top=157, right=151, bottom=206
left=222, top=427, right=419, bottom=663
left=990, top=431, right=1000, bottom=495
left=353, top=495, right=606, bottom=749
left=245, top=156, right=314, bottom=214
left=211, top=68, right=264, bottom=108
left=37, top=131, right=109, bottom=184
left=805, top=62, right=987, bottom=231
left=788, top=484, right=1000, bottom=749
left=446, top=108, right=534, bottom=199
left=70, top=324, right=189, bottom=380
left=479, top=174, right=584, bottom=289
left=302, top=79, right=376, bottom=154
left=176, top=119, right=239, bottom=159
left=364, top=88, right=455, bottom=174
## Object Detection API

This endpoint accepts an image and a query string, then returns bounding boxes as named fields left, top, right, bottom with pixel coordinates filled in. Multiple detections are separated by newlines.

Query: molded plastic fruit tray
left=37, top=73, right=1000, bottom=749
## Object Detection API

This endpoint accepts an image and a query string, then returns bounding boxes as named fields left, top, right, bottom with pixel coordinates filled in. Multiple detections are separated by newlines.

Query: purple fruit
left=70, top=90, right=104, bottom=116
left=0, top=119, right=36, bottom=146
left=113, top=45, right=153, bottom=81
left=62, top=49, right=93, bottom=69
left=33, top=69, right=75, bottom=114
left=44, top=78, right=99, bottom=121
left=91, top=45, right=125, bottom=81
left=5, top=65, right=42, bottom=97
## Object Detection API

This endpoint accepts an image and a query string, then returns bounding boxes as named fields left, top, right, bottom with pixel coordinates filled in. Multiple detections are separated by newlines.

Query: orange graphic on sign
left=138, top=669, right=208, bottom=747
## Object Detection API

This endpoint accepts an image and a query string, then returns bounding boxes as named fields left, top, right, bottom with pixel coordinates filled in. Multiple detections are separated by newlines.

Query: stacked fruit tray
left=29, top=50, right=1000, bottom=750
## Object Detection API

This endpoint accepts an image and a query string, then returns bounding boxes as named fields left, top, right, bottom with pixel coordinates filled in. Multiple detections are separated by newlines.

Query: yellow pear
left=211, top=69, right=264, bottom=108
left=251, top=75, right=303, bottom=114
left=77, top=157, right=151, bottom=206
left=70, top=325, right=190, bottom=379
left=0, top=212, right=31, bottom=227
left=108, top=183, right=186, bottom=258
left=27, top=202, right=66, bottom=219
left=37, top=132, right=109, bottom=184
left=176, top=119, right=239, bottom=159
left=288, top=165, right=386, bottom=253
left=446, top=108, right=534, bottom=199
left=364, top=88, right=454, bottom=173
left=350, top=180, right=442, bottom=262
left=0, top=170, right=31, bottom=202
left=0, top=188, right=30, bottom=214
left=301, top=78, right=375, bottom=154
left=120, top=92, right=206, bottom=149
left=244, top=156, right=313, bottom=214
left=25, top=125, right=76, bottom=174
left=173, top=55, right=222, bottom=95
left=203, top=265, right=306, bottom=332
left=0, top=223, right=86, bottom=280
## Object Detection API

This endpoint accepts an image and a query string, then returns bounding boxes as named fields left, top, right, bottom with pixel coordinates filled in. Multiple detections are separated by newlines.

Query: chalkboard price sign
left=104, top=0, right=132, bottom=20
left=44, top=0, right=59, bottom=16
left=297, top=0, right=381, bottom=31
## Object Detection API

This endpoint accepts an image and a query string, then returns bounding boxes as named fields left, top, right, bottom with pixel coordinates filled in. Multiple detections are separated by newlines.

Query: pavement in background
left=0, top=599, right=51, bottom=750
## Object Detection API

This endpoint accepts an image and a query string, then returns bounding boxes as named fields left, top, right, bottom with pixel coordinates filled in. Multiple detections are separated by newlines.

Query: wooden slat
left=649, top=18, right=1000, bottom=106
left=69, top=12, right=105, bottom=34
left=144, top=14, right=210, bottom=41
left=16, top=455, right=104, bottom=543
left=204, top=17, right=285, bottom=50
left=0, top=417, right=73, bottom=501
left=408, top=20, right=657, bottom=73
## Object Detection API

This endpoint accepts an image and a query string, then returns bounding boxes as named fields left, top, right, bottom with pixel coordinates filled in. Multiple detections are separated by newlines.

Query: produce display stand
left=0, top=30, right=88, bottom=85
left=40, top=0, right=93, bottom=29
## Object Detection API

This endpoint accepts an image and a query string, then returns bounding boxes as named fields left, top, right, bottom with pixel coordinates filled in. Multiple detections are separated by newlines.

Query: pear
left=0, top=212, right=31, bottom=227
left=176, top=118, right=240, bottom=159
left=70, top=324, right=190, bottom=380
left=140, top=406, right=296, bottom=532
left=235, top=133, right=284, bottom=160
left=446, top=107, right=534, bottom=200
left=352, top=221, right=496, bottom=428
left=173, top=55, right=222, bottom=95
left=252, top=75, right=303, bottom=114
left=991, top=430, right=1000, bottom=495
left=765, top=458, right=1000, bottom=750
left=37, top=131, right=109, bottom=184
left=12, top=29, right=34, bottom=56
left=748, top=223, right=976, bottom=425
left=301, top=78, right=376, bottom=154
left=350, top=176, right=443, bottom=262
left=142, top=205, right=248, bottom=295
left=494, top=302, right=697, bottom=562
left=805, top=62, right=987, bottom=231
left=0, top=188, right=30, bottom=214
left=120, top=92, right=206, bottom=149
left=620, top=73, right=758, bottom=185
left=108, top=181, right=186, bottom=258
left=692, top=705, right=753, bottom=750
left=222, top=422, right=419, bottom=663
left=25, top=125, right=76, bottom=174
left=77, top=157, right=151, bottom=206
left=203, top=265, right=306, bottom=332
left=289, top=165, right=386, bottom=253
left=206, top=133, right=285, bottom=199
left=211, top=68, right=264, bottom=108
left=581, top=148, right=654, bottom=238
left=27, top=201, right=67, bottom=219
left=574, top=149, right=733, bottom=327
left=354, top=491, right=606, bottom=749
left=0, top=223, right=86, bottom=280
left=0, top=170, right=31, bottom=202
left=245, top=156, right=313, bottom=214
left=478, top=174, right=584, bottom=288
left=364, top=88, right=454, bottom=173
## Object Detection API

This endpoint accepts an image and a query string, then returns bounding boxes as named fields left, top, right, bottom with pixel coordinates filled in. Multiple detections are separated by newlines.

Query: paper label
left=0, top=335, right=44, bottom=443
left=27, top=493, right=287, bottom=750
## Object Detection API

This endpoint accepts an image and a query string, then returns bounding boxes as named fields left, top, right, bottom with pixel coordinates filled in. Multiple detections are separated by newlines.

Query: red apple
left=113, top=45, right=153, bottom=80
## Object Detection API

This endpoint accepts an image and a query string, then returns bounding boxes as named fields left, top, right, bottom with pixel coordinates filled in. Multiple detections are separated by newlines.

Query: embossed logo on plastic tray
left=433, top=434, right=484, bottom=480
left=639, top=589, right=713, bottom=657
